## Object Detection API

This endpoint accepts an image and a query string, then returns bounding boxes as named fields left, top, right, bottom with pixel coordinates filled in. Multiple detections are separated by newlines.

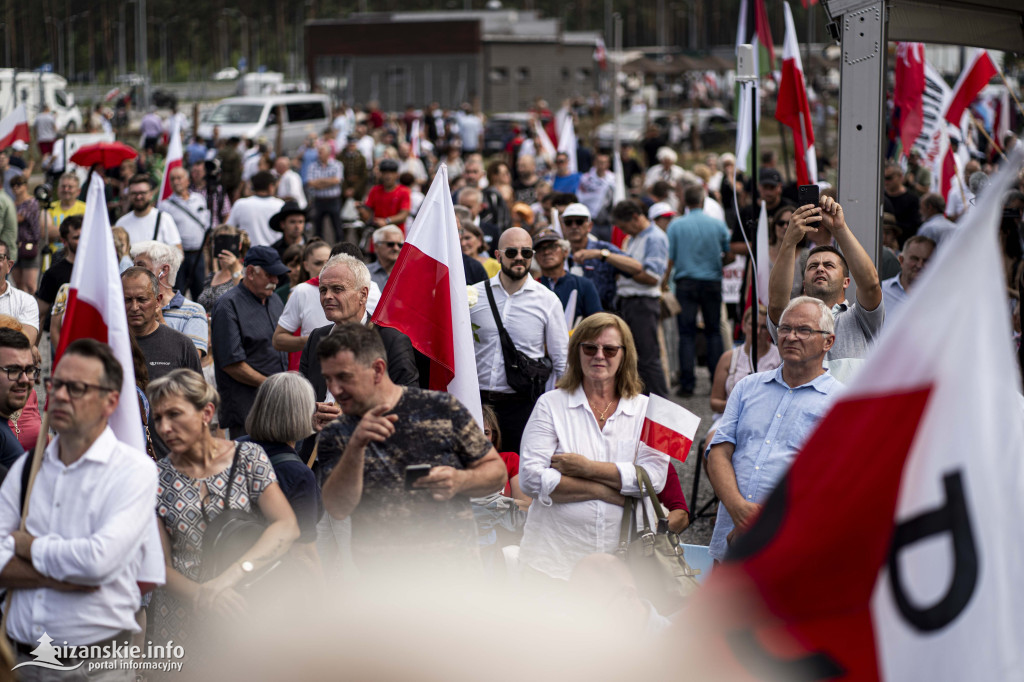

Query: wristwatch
left=600, top=248, right=610, bottom=262
left=240, top=560, right=254, bottom=574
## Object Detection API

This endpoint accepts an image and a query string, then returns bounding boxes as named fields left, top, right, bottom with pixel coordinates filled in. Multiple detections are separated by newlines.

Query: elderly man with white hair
left=643, top=146, right=700, bottom=211
left=131, top=240, right=209, bottom=358
left=706, top=296, right=843, bottom=563
left=367, top=225, right=404, bottom=291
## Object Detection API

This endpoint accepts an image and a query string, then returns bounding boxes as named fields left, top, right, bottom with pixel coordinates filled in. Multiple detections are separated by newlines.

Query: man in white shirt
left=0, top=338, right=163, bottom=661
left=274, top=156, right=307, bottom=210
left=470, top=227, right=569, bottom=453
left=115, top=174, right=182, bottom=250
left=159, top=166, right=210, bottom=299
left=226, top=171, right=284, bottom=248
left=0, top=241, right=39, bottom=343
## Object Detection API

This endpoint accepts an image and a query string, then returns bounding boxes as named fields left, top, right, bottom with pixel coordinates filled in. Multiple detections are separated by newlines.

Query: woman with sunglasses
left=768, top=206, right=807, bottom=299
left=516, top=312, right=673, bottom=582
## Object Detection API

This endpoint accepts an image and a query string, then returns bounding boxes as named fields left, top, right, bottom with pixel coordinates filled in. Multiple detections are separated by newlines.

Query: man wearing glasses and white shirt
left=470, top=227, right=569, bottom=453
left=0, top=241, right=39, bottom=344
left=0, top=339, right=163, bottom=674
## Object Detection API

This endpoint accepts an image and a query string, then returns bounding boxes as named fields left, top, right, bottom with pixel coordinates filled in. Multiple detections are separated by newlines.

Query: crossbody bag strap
left=484, top=280, right=521, bottom=361
left=616, top=495, right=636, bottom=556
left=152, top=209, right=163, bottom=241
left=202, top=443, right=242, bottom=523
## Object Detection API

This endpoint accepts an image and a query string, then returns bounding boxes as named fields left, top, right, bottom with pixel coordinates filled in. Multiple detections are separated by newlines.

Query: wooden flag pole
left=993, top=64, right=1024, bottom=120
left=967, top=110, right=1007, bottom=160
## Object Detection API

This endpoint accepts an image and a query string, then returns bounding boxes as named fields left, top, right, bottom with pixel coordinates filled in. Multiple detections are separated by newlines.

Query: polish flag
left=944, top=50, right=998, bottom=127
left=55, top=173, right=146, bottom=453
left=157, top=116, right=183, bottom=204
left=639, top=394, right=700, bottom=464
left=678, top=150, right=1024, bottom=681
left=0, top=105, right=30, bottom=149
left=557, top=115, right=578, bottom=174
left=372, top=164, right=483, bottom=424
left=593, top=37, right=608, bottom=71
left=893, top=43, right=926, bottom=158
left=775, top=2, right=817, bottom=185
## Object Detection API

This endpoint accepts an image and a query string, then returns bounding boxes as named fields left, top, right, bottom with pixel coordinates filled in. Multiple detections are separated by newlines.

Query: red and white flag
left=55, top=173, right=145, bottom=452
left=157, top=116, right=183, bottom=205
left=893, top=43, right=926, bottom=158
left=557, top=115, right=578, bottom=174
left=679, top=150, right=1024, bottom=681
left=0, top=105, right=30, bottom=150
left=944, top=50, right=998, bottom=127
left=372, top=164, right=482, bottom=424
left=775, top=2, right=817, bottom=185
left=639, top=394, right=700, bottom=463
left=593, top=37, right=608, bottom=71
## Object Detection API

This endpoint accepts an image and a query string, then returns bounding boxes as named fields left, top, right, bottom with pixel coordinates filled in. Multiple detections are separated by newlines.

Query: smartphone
left=213, top=234, right=241, bottom=257
left=404, top=464, right=432, bottom=491
left=797, top=184, right=820, bottom=209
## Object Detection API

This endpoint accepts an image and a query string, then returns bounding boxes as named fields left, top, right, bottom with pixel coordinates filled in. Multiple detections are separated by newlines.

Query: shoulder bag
left=484, top=280, right=553, bottom=401
left=616, top=464, right=701, bottom=614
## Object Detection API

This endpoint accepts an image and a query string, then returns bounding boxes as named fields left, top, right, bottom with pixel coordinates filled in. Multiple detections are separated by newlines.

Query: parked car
left=197, top=94, right=331, bottom=155
left=483, top=112, right=532, bottom=155
left=594, top=107, right=735, bottom=150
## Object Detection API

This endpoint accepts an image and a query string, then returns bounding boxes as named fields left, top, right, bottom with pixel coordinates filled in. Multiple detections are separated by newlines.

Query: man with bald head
left=470, top=227, right=569, bottom=452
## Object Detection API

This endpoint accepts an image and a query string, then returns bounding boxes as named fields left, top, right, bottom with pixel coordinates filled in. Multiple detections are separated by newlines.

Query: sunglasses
left=382, top=241, right=404, bottom=249
left=563, top=218, right=587, bottom=227
left=503, top=247, right=534, bottom=259
left=580, top=343, right=624, bottom=358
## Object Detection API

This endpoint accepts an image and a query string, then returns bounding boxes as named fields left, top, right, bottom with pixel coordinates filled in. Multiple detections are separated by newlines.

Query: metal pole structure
left=119, top=6, right=127, bottom=79
left=136, top=0, right=149, bottom=108
left=612, top=14, right=622, bottom=166
left=605, top=0, right=612, bottom=52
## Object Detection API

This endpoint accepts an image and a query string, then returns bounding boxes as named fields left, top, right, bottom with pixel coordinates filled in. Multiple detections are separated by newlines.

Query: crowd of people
left=0, top=98, right=1019, bottom=674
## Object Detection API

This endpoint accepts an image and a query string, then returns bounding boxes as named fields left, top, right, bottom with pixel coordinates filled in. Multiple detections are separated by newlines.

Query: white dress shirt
left=0, top=428, right=164, bottom=645
left=0, top=282, right=39, bottom=333
left=116, top=208, right=182, bottom=248
left=226, top=195, right=285, bottom=248
left=275, top=169, right=308, bottom=210
left=518, top=388, right=670, bottom=580
left=278, top=281, right=329, bottom=336
left=469, top=275, right=569, bottom=393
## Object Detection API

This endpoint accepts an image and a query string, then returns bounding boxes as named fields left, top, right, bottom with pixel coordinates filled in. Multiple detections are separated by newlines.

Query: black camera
left=34, top=183, right=52, bottom=205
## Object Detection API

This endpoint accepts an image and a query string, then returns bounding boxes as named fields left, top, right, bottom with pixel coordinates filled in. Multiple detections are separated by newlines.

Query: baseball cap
left=532, top=230, right=561, bottom=248
left=244, top=245, right=290, bottom=276
left=648, top=202, right=675, bottom=221
left=10, top=140, right=28, bottom=152
left=561, top=203, right=591, bottom=220
left=379, top=159, right=399, bottom=172
left=759, top=168, right=782, bottom=186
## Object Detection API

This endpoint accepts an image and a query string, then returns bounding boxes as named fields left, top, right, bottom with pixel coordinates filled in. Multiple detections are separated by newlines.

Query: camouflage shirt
left=317, top=387, right=491, bottom=570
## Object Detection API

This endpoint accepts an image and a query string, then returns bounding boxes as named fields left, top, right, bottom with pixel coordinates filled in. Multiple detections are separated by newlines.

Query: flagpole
left=612, top=14, right=622, bottom=177
left=747, top=6, right=760, bottom=374
left=966, top=110, right=1007, bottom=161
left=992, top=62, right=1024, bottom=119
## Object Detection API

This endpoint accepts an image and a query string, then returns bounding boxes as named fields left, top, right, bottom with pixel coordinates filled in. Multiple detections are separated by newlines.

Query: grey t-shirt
left=135, top=324, right=203, bottom=381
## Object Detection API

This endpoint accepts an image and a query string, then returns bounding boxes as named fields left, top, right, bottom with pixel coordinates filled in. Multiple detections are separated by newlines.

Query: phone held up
left=404, top=464, right=432, bottom=491
left=797, top=184, right=820, bottom=210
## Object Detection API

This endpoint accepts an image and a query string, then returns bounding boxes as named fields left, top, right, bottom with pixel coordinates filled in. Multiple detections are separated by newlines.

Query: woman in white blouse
left=518, top=312, right=670, bottom=580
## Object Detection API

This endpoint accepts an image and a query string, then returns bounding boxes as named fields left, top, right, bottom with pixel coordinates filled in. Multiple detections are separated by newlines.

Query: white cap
left=561, top=203, right=591, bottom=220
left=10, top=140, right=28, bottom=152
left=648, top=202, right=675, bottom=220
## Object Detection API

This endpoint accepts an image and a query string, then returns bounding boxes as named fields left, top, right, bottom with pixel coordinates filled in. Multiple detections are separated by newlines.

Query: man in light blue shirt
left=666, top=184, right=732, bottom=396
left=706, top=296, right=842, bottom=562
left=881, top=235, right=935, bottom=328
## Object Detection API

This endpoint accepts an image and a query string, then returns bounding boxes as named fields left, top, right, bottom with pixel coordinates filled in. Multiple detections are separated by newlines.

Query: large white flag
left=557, top=116, right=578, bottom=174
left=755, top=200, right=770, bottom=306
left=680, top=149, right=1024, bottom=680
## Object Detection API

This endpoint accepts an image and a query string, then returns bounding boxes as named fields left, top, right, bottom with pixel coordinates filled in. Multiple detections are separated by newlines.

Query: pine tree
left=29, top=633, right=63, bottom=666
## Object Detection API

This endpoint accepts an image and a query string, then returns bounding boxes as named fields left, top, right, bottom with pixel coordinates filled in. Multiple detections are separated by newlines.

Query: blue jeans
left=676, top=277, right=724, bottom=393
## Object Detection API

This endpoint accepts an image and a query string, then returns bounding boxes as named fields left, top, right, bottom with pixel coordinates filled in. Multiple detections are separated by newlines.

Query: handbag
left=659, top=291, right=682, bottom=319
left=616, top=464, right=701, bottom=614
left=200, top=444, right=280, bottom=584
left=484, top=280, right=553, bottom=400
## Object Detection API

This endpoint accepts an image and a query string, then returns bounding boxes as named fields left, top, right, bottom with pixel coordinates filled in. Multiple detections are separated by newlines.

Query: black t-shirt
left=135, top=324, right=203, bottom=381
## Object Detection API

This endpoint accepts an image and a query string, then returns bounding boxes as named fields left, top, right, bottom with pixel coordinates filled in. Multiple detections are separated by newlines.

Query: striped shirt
left=162, top=291, right=209, bottom=356
left=307, top=159, right=343, bottom=200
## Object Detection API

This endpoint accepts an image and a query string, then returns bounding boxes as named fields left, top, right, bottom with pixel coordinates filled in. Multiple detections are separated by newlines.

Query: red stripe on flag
left=54, top=289, right=109, bottom=363
left=754, top=0, right=776, bottom=67
left=159, top=158, right=182, bottom=202
left=640, top=417, right=693, bottom=463
left=0, top=123, right=30, bottom=150
left=372, top=243, right=455, bottom=390
left=945, top=52, right=997, bottom=127
left=776, top=58, right=815, bottom=186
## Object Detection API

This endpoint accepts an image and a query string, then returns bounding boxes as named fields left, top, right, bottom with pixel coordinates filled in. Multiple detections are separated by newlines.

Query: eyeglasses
left=777, top=325, right=832, bottom=340
left=563, top=218, right=587, bottom=227
left=129, top=190, right=151, bottom=197
left=44, top=377, right=115, bottom=398
left=580, top=343, right=624, bottom=358
left=884, top=174, right=900, bottom=181
left=382, top=241, right=404, bottom=249
left=503, top=247, right=534, bottom=259
left=1, top=365, right=39, bottom=381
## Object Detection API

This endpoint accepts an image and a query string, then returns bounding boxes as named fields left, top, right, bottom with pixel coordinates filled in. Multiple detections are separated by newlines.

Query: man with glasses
left=367, top=225, right=404, bottom=291
left=0, top=338, right=163, bottom=670
left=115, top=175, right=183, bottom=251
left=470, top=228, right=569, bottom=452
left=0, top=328, right=36, bottom=470
left=561, top=203, right=643, bottom=310
left=706, top=296, right=841, bottom=563
left=769, top=195, right=883, bottom=383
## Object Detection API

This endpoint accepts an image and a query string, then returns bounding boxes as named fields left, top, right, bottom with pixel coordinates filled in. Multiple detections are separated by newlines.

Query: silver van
left=197, top=94, right=331, bottom=155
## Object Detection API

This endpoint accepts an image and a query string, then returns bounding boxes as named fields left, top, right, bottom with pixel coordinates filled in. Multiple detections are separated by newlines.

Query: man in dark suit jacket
left=299, top=254, right=419, bottom=451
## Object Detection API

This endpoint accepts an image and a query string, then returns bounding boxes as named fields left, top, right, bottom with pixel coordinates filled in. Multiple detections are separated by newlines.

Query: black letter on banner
left=887, top=471, right=978, bottom=632
left=726, top=629, right=845, bottom=681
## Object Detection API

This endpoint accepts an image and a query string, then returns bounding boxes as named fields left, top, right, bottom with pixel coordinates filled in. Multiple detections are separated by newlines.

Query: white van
left=197, top=94, right=331, bottom=155
left=0, top=69, right=83, bottom=132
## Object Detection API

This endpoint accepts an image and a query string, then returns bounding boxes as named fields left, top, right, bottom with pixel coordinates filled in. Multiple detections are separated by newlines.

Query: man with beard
left=115, top=175, right=183, bottom=250
left=768, top=196, right=883, bottom=383
left=0, top=328, right=35, bottom=471
left=470, top=227, right=569, bottom=452
left=211, top=246, right=289, bottom=438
